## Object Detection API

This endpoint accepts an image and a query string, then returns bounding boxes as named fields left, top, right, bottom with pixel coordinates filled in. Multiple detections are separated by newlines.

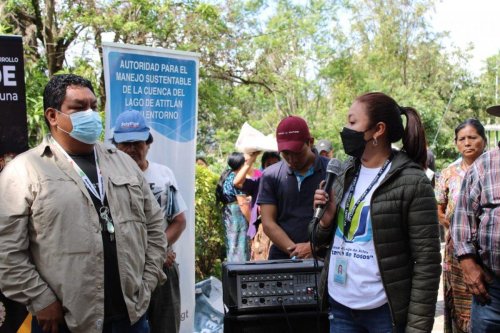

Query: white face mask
left=57, top=109, right=103, bottom=144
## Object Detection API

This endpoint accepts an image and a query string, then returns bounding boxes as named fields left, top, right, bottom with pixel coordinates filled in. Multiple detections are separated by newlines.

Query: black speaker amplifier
left=222, top=259, right=324, bottom=314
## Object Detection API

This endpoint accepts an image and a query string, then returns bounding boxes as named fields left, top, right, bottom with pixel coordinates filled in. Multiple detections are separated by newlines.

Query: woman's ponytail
left=400, top=106, right=427, bottom=168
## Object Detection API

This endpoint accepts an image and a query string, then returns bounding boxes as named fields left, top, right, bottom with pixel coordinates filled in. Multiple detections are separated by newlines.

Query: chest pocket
left=108, top=175, right=146, bottom=223
left=32, top=178, right=93, bottom=254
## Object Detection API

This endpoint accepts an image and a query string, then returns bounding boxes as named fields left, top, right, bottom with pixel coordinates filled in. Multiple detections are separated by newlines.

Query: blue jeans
left=471, top=274, right=500, bottom=333
left=329, top=297, right=404, bottom=333
left=32, top=314, right=149, bottom=333
left=31, top=317, right=71, bottom=333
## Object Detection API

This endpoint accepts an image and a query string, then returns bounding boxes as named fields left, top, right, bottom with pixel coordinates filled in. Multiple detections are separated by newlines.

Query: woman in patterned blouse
left=220, top=152, right=251, bottom=262
left=436, top=118, right=487, bottom=333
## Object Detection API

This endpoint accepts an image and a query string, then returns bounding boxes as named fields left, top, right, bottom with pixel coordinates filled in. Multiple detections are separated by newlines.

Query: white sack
left=235, top=122, right=278, bottom=154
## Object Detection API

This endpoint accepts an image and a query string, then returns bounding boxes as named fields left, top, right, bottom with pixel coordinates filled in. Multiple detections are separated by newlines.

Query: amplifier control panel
left=223, top=259, right=324, bottom=313
left=236, top=270, right=319, bottom=310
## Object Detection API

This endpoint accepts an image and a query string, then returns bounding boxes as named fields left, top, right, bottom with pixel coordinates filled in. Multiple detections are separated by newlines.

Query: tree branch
left=203, top=72, right=275, bottom=94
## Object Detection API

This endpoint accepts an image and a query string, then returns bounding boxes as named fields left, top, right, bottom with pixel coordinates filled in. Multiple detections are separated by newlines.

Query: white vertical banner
left=102, top=42, right=199, bottom=333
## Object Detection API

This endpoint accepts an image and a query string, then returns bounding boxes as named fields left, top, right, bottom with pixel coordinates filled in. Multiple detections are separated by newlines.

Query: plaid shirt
left=452, top=148, right=500, bottom=276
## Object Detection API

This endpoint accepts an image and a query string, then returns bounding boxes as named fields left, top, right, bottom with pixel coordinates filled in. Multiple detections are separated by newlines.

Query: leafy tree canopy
left=1, top=0, right=499, bottom=169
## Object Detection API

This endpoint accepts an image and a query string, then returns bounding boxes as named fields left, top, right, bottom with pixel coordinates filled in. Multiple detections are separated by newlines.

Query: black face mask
left=340, top=127, right=370, bottom=159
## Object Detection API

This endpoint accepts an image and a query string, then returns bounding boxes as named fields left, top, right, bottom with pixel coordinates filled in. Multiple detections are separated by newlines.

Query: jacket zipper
left=368, top=163, right=405, bottom=330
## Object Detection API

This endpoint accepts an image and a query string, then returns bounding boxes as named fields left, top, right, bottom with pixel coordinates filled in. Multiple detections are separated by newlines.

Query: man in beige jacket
left=0, top=74, right=167, bottom=333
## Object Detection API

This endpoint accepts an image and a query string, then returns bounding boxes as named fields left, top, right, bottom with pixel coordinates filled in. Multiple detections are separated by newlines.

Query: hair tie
left=398, top=106, right=405, bottom=115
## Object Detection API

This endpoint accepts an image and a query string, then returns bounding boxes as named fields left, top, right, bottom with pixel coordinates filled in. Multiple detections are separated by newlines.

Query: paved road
left=432, top=242, right=445, bottom=332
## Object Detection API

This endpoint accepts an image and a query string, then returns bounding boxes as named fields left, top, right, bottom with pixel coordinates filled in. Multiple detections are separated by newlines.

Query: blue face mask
left=57, top=109, right=103, bottom=144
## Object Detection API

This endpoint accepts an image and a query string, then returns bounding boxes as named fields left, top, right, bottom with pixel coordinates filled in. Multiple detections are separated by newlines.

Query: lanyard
left=343, top=158, right=391, bottom=238
left=50, top=137, right=105, bottom=205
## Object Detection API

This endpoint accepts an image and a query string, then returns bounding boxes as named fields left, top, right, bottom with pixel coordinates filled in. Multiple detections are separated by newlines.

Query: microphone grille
left=326, top=158, right=343, bottom=175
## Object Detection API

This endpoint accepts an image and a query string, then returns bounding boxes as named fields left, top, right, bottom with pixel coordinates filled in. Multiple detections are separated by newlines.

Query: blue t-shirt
left=257, top=155, right=329, bottom=259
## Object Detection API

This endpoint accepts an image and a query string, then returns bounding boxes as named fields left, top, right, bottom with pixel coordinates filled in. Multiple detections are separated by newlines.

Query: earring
left=373, top=137, right=378, bottom=146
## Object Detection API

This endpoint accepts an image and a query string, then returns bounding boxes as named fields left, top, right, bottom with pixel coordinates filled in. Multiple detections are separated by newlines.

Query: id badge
left=333, top=257, right=348, bottom=285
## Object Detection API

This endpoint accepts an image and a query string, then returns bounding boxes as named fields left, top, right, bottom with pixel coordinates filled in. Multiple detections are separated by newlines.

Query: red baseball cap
left=276, top=116, right=311, bottom=152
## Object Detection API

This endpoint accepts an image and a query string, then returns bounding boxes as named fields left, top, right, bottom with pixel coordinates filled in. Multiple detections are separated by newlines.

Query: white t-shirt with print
left=143, top=161, right=187, bottom=232
left=328, top=163, right=391, bottom=310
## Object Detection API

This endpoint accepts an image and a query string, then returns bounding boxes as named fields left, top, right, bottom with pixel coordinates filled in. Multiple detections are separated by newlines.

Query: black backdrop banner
left=0, top=35, right=28, bottom=155
left=0, top=35, right=30, bottom=331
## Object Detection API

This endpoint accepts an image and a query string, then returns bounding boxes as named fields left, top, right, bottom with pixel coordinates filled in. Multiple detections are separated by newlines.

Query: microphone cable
left=278, top=297, right=294, bottom=333
left=307, top=159, right=342, bottom=332
left=310, top=218, right=323, bottom=333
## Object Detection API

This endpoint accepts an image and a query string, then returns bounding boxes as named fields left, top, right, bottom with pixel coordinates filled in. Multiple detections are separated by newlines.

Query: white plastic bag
left=194, top=277, right=224, bottom=333
left=425, top=168, right=435, bottom=181
left=235, top=122, right=278, bottom=154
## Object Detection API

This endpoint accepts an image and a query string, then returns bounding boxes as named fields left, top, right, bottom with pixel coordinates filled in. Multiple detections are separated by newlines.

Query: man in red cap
left=257, top=116, right=329, bottom=259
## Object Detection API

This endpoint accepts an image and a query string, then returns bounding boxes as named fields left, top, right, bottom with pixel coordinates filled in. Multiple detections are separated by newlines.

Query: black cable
left=314, top=263, right=322, bottom=331
left=310, top=219, right=323, bottom=333
left=311, top=224, right=322, bottom=331
left=278, top=297, right=294, bottom=333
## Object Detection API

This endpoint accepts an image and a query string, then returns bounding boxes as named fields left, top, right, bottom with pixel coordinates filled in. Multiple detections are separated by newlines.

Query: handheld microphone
left=313, top=158, right=343, bottom=221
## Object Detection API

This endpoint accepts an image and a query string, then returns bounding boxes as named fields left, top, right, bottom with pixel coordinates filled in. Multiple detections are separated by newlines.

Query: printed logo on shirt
left=149, top=181, right=177, bottom=222
left=149, top=182, right=163, bottom=207
left=335, top=199, right=373, bottom=243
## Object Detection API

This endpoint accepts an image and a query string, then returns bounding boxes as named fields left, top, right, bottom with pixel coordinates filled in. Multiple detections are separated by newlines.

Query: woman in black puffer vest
left=312, top=92, right=441, bottom=333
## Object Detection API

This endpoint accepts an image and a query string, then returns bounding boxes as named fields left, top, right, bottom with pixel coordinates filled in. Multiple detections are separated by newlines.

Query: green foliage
left=194, top=165, right=224, bottom=281
left=2, top=0, right=499, bottom=168
left=318, top=0, right=480, bottom=170
left=24, top=62, right=49, bottom=147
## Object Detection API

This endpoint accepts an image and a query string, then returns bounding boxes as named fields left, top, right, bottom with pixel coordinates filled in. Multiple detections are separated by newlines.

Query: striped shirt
left=452, top=148, right=500, bottom=276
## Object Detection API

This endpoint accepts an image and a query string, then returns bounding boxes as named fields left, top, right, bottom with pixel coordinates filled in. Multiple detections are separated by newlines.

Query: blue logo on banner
left=108, top=52, right=197, bottom=142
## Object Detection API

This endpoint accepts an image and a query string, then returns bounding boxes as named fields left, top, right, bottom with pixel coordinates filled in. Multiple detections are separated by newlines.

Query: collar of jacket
left=37, top=135, right=118, bottom=157
left=342, top=149, right=421, bottom=190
